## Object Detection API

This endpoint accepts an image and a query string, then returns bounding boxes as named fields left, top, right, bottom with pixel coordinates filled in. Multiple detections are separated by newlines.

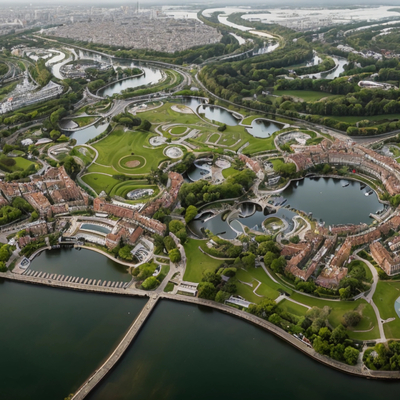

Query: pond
left=29, top=247, right=131, bottom=282
left=81, top=223, right=112, bottom=234
left=281, top=177, right=383, bottom=226
left=395, top=297, right=400, bottom=319
left=65, top=120, right=109, bottom=145
left=186, top=160, right=212, bottom=182
left=246, top=118, right=284, bottom=138
left=199, top=105, right=240, bottom=126
left=87, top=299, right=400, bottom=400
left=0, top=280, right=146, bottom=400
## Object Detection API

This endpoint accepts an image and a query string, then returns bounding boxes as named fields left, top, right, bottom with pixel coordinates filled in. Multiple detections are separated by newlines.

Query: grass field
left=183, top=239, right=224, bottom=283
left=274, top=90, right=342, bottom=102
left=72, top=116, right=97, bottom=128
left=373, top=280, right=400, bottom=339
left=222, top=167, right=239, bottom=179
left=109, top=182, right=159, bottom=200
left=71, top=146, right=95, bottom=166
left=81, top=174, right=119, bottom=194
left=170, top=126, right=187, bottom=135
left=8, top=157, right=36, bottom=172
left=90, top=126, right=174, bottom=175
left=277, top=299, right=309, bottom=316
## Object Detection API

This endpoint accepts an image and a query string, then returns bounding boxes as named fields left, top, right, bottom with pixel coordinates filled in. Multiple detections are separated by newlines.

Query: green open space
left=119, top=155, right=146, bottom=170
left=71, top=146, right=96, bottom=166
left=90, top=126, right=173, bottom=175
left=274, top=90, right=342, bottom=102
left=183, top=239, right=224, bottom=283
left=277, top=299, right=309, bottom=316
left=373, top=280, right=400, bottom=339
left=72, top=116, right=98, bottom=128
left=109, top=182, right=159, bottom=200
left=8, top=157, right=37, bottom=172
left=222, top=167, right=239, bottom=179
left=169, top=126, right=187, bottom=135
left=81, top=174, right=119, bottom=195
left=208, top=133, right=220, bottom=143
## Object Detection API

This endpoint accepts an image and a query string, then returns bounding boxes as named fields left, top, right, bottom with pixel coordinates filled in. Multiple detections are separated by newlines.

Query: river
left=87, top=300, right=400, bottom=400
left=29, top=247, right=132, bottom=282
left=0, top=280, right=146, bottom=400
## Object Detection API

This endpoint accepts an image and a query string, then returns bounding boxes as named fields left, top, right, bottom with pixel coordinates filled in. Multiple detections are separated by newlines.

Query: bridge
left=72, top=295, right=159, bottom=400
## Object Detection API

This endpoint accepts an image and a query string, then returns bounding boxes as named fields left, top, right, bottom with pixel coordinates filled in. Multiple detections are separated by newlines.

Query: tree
left=118, top=245, right=133, bottom=260
left=139, top=119, right=152, bottom=131
left=198, top=282, right=217, bottom=300
left=343, top=311, right=362, bottom=327
left=202, top=269, right=222, bottom=286
left=331, top=324, right=349, bottom=344
left=271, top=256, right=286, bottom=273
left=63, top=156, right=81, bottom=178
left=50, top=130, right=61, bottom=140
left=344, top=346, right=359, bottom=366
left=169, top=248, right=181, bottom=263
left=163, top=236, right=176, bottom=251
left=141, top=276, right=159, bottom=290
left=248, top=298, right=277, bottom=319
left=263, top=251, right=278, bottom=266
left=242, top=252, right=256, bottom=269
left=169, top=220, right=185, bottom=234
left=215, top=290, right=230, bottom=303
left=185, top=205, right=198, bottom=223
left=30, top=211, right=39, bottom=222
left=0, top=261, right=6, bottom=272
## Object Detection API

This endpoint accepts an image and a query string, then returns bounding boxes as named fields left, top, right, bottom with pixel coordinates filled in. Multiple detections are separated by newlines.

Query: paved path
left=354, top=249, right=386, bottom=342
left=72, top=295, right=159, bottom=400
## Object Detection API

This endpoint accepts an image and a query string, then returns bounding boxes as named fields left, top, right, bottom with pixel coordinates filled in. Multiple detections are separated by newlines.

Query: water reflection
left=246, top=119, right=284, bottom=138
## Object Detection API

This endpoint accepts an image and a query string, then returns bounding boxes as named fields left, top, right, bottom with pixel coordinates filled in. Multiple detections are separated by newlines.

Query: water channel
left=281, top=178, right=383, bottom=226
left=29, top=247, right=131, bottom=282
left=81, top=223, right=112, bottom=234
left=87, top=300, right=400, bottom=400
left=0, top=280, right=146, bottom=400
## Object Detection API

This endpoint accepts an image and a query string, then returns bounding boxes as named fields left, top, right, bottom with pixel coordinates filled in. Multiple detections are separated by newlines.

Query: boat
left=342, top=182, right=349, bottom=187
left=360, top=184, right=366, bottom=190
left=365, top=190, right=373, bottom=196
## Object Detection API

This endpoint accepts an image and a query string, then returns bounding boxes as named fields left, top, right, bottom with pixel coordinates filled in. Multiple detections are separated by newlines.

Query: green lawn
left=373, top=280, right=400, bottom=339
left=183, top=239, right=224, bottom=283
left=81, top=173, right=119, bottom=194
left=290, top=292, right=380, bottom=340
left=170, top=126, right=187, bottom=135
left=91, top=126, right=175, bottom=175
left=109, top=182, right=159, bottom=200
left=277, top=299, right=309, bottom=316
left=71, top=146, right=95, bottom=166
left=274, top=90, right=342, bottom=102
left=8, top=157, right=36, bottom=172
left=222, top=167, right=239, bottom=179
left=72, top=116, right=97, bottom=128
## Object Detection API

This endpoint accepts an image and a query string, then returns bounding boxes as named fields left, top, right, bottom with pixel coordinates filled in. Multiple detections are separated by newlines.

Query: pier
left=71, top=295, right=159, bottom=400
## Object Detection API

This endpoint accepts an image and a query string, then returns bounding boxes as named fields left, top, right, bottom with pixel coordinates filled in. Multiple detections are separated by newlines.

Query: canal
left=87, top=300, right=400, bottom=400
left=29, top=248, right=132, bottom=282
left=0, top=280, right=146, bottom=400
